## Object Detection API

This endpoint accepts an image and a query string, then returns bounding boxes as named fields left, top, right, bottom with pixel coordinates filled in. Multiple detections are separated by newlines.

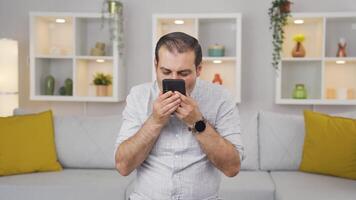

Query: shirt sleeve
left=214, top=93, right=245, bottom=162
left=114, top=87, right=143, bottom=160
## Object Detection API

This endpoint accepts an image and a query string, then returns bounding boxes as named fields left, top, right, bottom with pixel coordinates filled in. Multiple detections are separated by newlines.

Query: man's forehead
left=159, top=46, right=194, bottom=56
left=157, top=48, right=196, bottom=70
left=159, top=66, right=193, bottom=72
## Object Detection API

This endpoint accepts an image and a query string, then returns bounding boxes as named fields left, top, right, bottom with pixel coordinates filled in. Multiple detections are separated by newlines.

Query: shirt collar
left=153, top=80, right=160, bottom=98
left=190, top=79, right=200, bottom=99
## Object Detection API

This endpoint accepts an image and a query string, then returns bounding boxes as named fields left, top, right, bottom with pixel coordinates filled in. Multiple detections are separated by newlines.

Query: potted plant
left=93, top=72, right=112, bottom=96
left=268, top=0, right=292, bottom=70
left=101, top=0, right=124, bottom=56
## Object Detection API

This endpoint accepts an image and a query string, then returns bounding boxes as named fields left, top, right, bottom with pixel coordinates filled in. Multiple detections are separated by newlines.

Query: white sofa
left=219, top=111, right=356, bottom=200
left=0, top=110, right=355, bottom=200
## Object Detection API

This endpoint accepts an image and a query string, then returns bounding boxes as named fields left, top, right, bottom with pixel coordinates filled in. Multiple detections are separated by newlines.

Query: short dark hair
left=155, top=32, right=202, bottom=67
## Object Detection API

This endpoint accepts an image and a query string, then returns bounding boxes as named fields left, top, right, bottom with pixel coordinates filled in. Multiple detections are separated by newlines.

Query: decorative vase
left=292, top=42, right=306, bottom=57
left=279, top=1, right=291, bottom=13
left=96, top=42, right=105, bottom=50
left=108, top=0, right=122, bottom=15
left=96, top=85, right=108, bottom=96
left=336, top=38, right=347, bottom=57
left=336, top=88, right=348, bottom=100
left=347, top=89, right=354, bottom=99
left=292, top=84, right=307, bottom=99
left=90, top=42, right=106, bottom=56
left=64, top=78, right=73, bottom=96
left=326, top=88, right=336, bottom=99
left=59, top=86, right=66, bottom=96
left=49, top=46, right=61, bottom=56
left=208, top=44, right=225, bottom=57
left=44, top=75, right=55, bottom=95
left=212, top=73, right=223, bottom=85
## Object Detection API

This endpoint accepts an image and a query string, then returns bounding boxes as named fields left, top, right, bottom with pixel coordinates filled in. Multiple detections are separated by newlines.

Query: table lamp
left=0, top=39, right=18, bottom=117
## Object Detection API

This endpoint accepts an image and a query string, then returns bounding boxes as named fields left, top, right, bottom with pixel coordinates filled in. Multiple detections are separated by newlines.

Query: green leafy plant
left=93, top=73, right=112, bottom=86
left=268, top=0, right=292, bottom=70
left=101, top=0, right=124, bottom=56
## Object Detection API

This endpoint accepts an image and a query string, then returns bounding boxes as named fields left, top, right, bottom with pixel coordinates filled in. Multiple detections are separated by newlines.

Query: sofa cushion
left=125, top=171, right=274, bottom=200
left=219, top=171, right=275, bottom=200
left=0, top=110, right=62, bottom=176
left=0, top=169, right=134, bottom=200
left=240, top=112, right=259, bottom=170
left=300, top=110, right=356, bottom=179
left=271, top=171, right=356, bottom=200
left=259, top=111, right=356, bottom=171
left=259, top=111, right=305, bottom=170
left=54, top=115, right=122, bottom=169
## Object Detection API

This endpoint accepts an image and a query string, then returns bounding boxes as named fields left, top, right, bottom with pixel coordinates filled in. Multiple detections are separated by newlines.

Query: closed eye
left=160, top=67, right=171, bottom=75
left=178, top=70, right=192, bottom=77
left=160, top=67, right=192, bottom=77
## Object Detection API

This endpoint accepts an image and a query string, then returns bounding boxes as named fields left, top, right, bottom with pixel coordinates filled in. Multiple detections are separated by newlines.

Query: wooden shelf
left=281, top=57, right=322, bottom=61
left=31, top=95, right=119, bottom=102
left=30, top=12, right=125, bottom=102
left=277, top=99, right=356, bottom=105
left=324, top=57, right=356, bottom=61
left=203, top=56, right=236, bottom=61
left=35, top=55, right=73, bottom=59
left=75, top=56, right=113, bottom=60
left=276, top=13, right=356, bottom=105
left=153, top=13, right=242, bottom=103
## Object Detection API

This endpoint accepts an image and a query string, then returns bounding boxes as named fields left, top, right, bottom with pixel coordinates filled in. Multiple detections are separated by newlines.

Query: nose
left=171, top=73, right=178, bottom=79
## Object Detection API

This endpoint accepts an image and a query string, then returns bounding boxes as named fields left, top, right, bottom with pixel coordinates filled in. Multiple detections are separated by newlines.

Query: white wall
left=1, top=0, right=356, bottom=120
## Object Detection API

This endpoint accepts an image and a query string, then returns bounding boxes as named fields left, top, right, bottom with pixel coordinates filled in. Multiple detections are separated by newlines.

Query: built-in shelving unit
left=153, top=13, right=242, bottom=103
left=276, top=13, right=356, bottom=105
left=30, top=12, right=125, bottom=102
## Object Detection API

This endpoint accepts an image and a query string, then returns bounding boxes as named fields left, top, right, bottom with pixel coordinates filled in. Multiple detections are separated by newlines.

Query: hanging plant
left=101, top=0, right=124, bottom=56
left=268, top=0, right=292, bottom=70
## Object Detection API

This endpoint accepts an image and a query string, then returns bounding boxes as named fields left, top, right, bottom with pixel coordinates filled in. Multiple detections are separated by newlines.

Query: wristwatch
left=189, top=117, right=207, bottom=134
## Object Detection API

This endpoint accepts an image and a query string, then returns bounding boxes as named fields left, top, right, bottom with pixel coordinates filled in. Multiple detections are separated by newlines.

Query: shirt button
left=175, top=155, right=178, bottom=159
left=175, top=134, right=179, bottom=138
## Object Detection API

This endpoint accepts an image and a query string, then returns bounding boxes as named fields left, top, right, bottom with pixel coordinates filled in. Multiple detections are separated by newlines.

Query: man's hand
left=115, top=91, right=181, bottom=176
left=174, top=92, right=241, bottom=177
left=151, top=91, right=181, bottom=126
left=174, top=92, right=203, bottom=127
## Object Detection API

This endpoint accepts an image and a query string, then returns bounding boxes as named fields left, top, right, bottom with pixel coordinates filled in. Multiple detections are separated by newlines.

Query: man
left=115, top=32, right=244, bottom=200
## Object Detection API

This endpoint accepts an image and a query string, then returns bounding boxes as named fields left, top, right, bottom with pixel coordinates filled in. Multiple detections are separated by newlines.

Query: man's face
left=155, top=46, right=201, bottom=95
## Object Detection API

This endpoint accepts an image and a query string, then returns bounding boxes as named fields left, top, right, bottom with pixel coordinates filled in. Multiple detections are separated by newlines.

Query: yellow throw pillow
left=0, top=110, right=62, bottom=176
left=299, top=110, right=356, bottom=179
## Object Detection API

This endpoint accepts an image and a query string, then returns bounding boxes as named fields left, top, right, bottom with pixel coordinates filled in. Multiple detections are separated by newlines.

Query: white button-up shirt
left=115, top=79, right=244, bottom=200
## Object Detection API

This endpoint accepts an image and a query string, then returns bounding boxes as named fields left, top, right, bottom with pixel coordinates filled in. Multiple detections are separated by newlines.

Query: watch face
left=195, top=120, right=206, bottom=132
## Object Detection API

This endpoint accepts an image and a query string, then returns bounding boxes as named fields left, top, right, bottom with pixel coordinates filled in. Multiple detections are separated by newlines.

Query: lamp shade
left=0, top=39, right=18, bottom=116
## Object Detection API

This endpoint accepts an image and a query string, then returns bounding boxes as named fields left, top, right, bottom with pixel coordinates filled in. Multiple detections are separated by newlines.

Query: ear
left=154, top=59, right=158, bottom=68
left=196, top=65, right=202, bottom=77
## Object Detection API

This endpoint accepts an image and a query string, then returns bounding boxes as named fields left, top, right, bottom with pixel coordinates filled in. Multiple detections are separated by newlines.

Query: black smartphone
left=162, top=79, right=186, bottom=95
